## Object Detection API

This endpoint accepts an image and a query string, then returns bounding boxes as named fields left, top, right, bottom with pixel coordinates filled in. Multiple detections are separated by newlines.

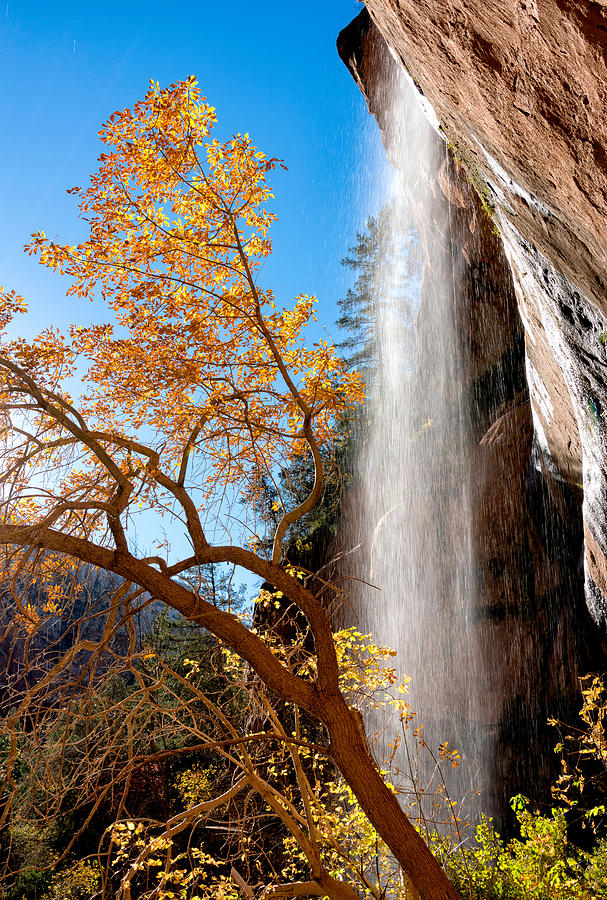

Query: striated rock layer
left=338, top=8, right=607, bottom=819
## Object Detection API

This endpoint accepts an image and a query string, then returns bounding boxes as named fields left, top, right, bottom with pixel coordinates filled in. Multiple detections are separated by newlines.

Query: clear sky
left=1, top=0, right=383, bottom=343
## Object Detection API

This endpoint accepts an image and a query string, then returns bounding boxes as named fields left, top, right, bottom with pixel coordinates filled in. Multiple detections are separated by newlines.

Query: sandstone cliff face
left=337, top=6, right=607, bottom=815
left=358, top=0, right=607, bottom=634
left=363, top=0, right=607, bottom=310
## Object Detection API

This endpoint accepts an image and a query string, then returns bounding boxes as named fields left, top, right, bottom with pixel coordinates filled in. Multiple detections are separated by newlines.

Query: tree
left=254, top=209, right=424, bottom=572
left=336, top=207, right=422, bottom=382
left=0, top=76, right=460, bottom=900
left=93, top=627, right=460, bottom=900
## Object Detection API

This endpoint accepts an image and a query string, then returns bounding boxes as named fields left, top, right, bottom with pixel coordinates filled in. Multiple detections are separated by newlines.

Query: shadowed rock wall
left=337, top=8, right=606, bottom=819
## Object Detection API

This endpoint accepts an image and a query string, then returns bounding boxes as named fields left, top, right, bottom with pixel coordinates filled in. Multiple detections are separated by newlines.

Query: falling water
left=349, top=67, right=489, bottom=822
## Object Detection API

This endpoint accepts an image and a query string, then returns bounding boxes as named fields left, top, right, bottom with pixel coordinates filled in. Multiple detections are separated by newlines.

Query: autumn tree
left=0, top=76, right=460, bottom=900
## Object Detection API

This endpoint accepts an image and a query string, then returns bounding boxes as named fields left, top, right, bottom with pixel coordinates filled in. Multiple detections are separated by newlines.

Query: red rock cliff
left=337, top=4, right=607, bottom=817
left=358, top=0, right=607, bottom=626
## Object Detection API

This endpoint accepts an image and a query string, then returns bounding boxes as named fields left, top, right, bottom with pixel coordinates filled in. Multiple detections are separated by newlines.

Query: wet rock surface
left=501, top=219, right=607, bottom=573
left=338, top=8, right=607, bottom=821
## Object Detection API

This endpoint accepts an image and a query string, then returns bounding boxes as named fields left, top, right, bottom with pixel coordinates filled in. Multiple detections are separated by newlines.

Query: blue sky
left=1, top=0, right=383, bottom=342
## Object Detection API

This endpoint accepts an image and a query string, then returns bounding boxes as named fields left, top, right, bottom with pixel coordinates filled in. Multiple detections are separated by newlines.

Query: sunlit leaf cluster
left=0, top=75, right=363, bottom=557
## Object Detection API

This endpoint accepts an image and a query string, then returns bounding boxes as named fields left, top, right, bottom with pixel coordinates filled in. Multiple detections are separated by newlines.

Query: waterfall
left=348, top=66, right=490, bottom=826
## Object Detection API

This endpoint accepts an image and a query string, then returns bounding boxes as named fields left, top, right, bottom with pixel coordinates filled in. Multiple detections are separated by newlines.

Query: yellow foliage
left=0, top=76, right=363, bottom=554
left=175, top=764, right=214, bottom=806
left=48, top=858, right=102, bottom=900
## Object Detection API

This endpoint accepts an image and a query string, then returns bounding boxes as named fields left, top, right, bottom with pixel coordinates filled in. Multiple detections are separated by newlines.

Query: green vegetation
left=434, top=799, right=607, bottom=899
left=430, top=674, right=607, bottom=899
left=336, top=207, right=421, bottom=382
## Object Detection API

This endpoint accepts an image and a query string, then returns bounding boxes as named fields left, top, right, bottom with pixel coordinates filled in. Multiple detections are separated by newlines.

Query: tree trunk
left=324, top=693, right=460, bottom=900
